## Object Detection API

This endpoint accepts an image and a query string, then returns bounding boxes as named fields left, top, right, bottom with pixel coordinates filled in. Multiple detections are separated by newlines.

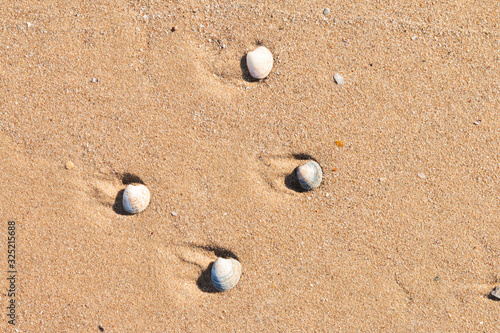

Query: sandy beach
left=1, top=0, right=500, bottom=331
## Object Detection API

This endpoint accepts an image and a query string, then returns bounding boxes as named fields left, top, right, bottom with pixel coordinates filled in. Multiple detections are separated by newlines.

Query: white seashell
left=246, top=46, right=273, bottom=79
left=211, top=257, right=241, bottom=292
left=296, top=161, right=323, bottom=191
left=122, top=184, right=150, bottom=214
left=333, top=73, right=344, bottom=85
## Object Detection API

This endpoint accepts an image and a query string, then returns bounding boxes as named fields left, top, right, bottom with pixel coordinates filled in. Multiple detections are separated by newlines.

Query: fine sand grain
left=1, top=1, right=500, bottom=331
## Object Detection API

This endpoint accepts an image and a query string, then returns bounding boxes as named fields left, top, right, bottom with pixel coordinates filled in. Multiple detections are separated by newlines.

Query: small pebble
left=323, top=8, right=330, bottom=15
left=91, top=78, right=98, bottom=83
left=378, top=177, right=387, bottom=182
left=490, top=287, right=500, bottom=300
left=473, top=120, right=481, bottom=125
left=335, top=140, right=344, bottom=147
left=171, top=26, right=177, bottom=32
left=333, top=73, right=344, bottom=85
left=171, top=212, right=178, bottom=216
left=65, top=161, right=75, bottom=170
left=411, top=36, right=418, bottom=40
left=418, top=173, right=426, bottom=179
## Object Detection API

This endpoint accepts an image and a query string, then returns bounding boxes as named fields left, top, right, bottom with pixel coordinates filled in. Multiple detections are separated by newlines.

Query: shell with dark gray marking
left=296, top=161, right=323, bottom=191
left=211, top=257, right=242, bottom=292
left=490, top=287, right=500, bottom=300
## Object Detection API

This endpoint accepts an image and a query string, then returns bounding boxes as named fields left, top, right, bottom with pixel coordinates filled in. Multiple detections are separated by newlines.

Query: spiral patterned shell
left=246, top=46, right=273, bottom=80
left=122, top=184, right=150, bottom=214
left=296, top=161, right=323, bottom=191
left=211, top=257, right=242, bottom=292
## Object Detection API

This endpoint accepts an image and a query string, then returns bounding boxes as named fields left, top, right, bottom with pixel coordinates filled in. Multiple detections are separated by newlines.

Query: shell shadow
left=119, top=173, right=145, bottom=185
left=240, top=55, right=259, bottom=82
left=196, top=262, right=220, bottom=293
left=112, top=189, right=133, bottom=215
left=285, top=168, right=307, bottom=193
left=292, top=153, right=316, bottom=161
left=185, top=243, right=239, bottom=261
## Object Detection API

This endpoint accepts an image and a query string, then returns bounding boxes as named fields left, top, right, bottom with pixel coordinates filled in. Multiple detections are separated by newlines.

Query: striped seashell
left=122, top=184, right=150, bottom=214
left=246, top=46, right=273, bottom=79
left=296, top=161, right=323, bottom=191
left=211, top=257, right=242, bottom=292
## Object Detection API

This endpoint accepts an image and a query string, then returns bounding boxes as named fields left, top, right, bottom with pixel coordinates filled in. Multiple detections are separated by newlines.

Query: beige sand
left=1, top=0, right=500, bottom=331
